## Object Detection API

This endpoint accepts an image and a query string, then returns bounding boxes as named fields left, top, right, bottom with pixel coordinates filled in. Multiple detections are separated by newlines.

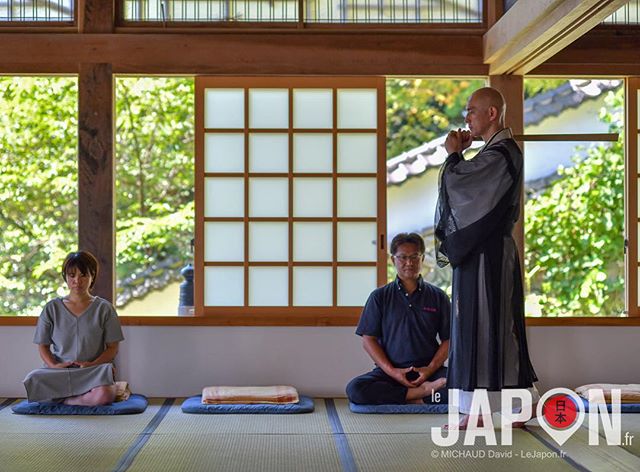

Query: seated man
left=346, top=232, right=450, bottom=405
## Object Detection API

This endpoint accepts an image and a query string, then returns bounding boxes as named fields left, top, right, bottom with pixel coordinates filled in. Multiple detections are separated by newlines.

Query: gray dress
left=23, top=297, right=124, bottom=402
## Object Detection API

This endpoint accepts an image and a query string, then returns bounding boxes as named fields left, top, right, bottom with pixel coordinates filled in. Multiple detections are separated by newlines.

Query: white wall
left=1, top=325, right=639, bottom=398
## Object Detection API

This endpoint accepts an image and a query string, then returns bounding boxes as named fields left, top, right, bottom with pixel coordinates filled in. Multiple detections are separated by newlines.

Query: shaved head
left=470, top=87, right=506, bottom=125
left=464, top=86, right=507, bottom=141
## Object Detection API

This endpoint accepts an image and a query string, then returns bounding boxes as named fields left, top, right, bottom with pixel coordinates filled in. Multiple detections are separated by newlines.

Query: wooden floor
left=1, top=398, right=639, bottom=472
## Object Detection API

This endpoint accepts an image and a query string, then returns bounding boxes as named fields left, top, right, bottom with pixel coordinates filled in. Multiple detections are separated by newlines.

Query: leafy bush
left=524, top=89, right=624, bottom=316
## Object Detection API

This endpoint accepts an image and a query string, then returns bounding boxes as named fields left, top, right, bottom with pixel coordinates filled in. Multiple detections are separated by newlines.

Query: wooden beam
left=489, top=75, right=524, bottom=271
left=78, top=0, right=114, bottom=33
left=0, top=32, right=486, bottom=75
left=531, top=26, right=640, bottom=76
left=484, top=0, right=630, bottom=75
left=486, top=0, right=504, bottom=29
left=78, top=63, right=115, bottom=302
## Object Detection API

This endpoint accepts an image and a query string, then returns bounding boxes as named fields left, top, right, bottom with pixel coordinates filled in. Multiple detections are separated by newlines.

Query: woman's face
left=65, top=267, right=93, bottom=294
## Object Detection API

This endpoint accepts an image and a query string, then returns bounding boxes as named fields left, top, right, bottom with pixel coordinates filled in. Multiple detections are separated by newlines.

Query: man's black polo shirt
left=355, top=276, right=451, bottom=368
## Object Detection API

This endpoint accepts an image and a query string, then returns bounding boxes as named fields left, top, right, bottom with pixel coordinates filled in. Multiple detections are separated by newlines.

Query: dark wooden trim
left=0, top=25, right=76, bottom=32
left=78, top=0, right=114, bottom=34
left=627, top=78, right=639, bottom=316
left=376, top=76, right=388, bottom=286
left=486, top=0, right=503, bottom=29
left=332, top=87, right=338, bottom=306
left=0, top=32, right=486, bottom=75
left=530, top=27, right=640, bottom=76
left=194, top=77, right=205, bottom=315
left=78, top=63, right=114, bottom=302
left=243, top=88, right=250, bottom=306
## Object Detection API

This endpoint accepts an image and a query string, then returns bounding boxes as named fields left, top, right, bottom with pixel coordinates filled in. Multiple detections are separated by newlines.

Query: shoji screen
left=195, top=77, right=386, bottom=323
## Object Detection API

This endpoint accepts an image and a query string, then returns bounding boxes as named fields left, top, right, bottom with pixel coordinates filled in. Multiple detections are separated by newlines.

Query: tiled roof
left=386, top=79, right=621, bottom=186
left=116, top=257, right=185, bottom=307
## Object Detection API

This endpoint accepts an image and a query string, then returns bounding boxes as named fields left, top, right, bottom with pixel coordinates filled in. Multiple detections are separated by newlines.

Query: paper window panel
left=204, top=89, right=244, bottom=129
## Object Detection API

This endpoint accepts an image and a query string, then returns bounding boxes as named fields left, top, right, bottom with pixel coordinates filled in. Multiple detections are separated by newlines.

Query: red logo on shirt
left=423, top=307, right=437, bottom=312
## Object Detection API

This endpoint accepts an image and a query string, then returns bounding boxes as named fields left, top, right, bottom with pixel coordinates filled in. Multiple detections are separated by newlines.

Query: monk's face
left=392, top=243, right=424, bottom=281
left=464, top=92, right=492, bottom=138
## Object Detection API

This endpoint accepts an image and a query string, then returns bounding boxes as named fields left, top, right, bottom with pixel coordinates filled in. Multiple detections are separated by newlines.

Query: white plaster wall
left=1, top=325, right=638, bottom=398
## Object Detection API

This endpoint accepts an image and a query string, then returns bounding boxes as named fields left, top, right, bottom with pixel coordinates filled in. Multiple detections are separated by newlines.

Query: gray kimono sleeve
left=103, top=303, right=124, bottom=344
left=33, top=304, right=54, bottom=345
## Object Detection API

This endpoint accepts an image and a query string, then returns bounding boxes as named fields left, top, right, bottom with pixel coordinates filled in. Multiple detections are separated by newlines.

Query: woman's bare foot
left=63, top=385, right=116, bottom=406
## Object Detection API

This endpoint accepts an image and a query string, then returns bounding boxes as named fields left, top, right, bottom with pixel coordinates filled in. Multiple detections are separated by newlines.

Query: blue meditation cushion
left=181, top=395, right=315, bottom=414
left=11, top=394, right=148, bottom=415
left=349, top=402, right=448, bottom=414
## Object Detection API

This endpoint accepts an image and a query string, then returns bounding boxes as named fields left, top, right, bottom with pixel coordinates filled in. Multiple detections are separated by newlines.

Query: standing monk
left=435, top=87, right=538, bottom=429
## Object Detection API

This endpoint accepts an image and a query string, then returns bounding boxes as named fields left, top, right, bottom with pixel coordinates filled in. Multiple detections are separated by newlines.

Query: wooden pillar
left=78, top=63, right=114, bottom=302
left=486, top=0, right=505, bottom=29
left=78, top=0, right=114, bottom=33
left=489, top=75, right=525, bottom=269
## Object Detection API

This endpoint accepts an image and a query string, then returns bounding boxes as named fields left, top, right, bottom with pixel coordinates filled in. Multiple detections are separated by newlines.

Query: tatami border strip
left=524, top=425, right=591, bottom=472
left=0, top=398, right=17, bottom=412
left=112, top=397, right=175, bottom=472
left=325, top=399, right=358, bottom=472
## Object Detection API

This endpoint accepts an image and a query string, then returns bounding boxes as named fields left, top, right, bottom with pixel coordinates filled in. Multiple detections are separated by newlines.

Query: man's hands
left=444, top=128, right=473, bottom=154
left=388, top=367, right=419, bottom=388
left=388, top=366, right=435, bottom=388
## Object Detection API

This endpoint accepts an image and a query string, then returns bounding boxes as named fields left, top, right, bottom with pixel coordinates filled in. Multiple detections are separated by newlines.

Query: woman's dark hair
left=390, top=232, right=425, bottom=255
left=61, top=251, right=99, bottom=289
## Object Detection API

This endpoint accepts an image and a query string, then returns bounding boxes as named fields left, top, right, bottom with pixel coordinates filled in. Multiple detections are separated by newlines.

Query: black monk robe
left=435, top=128, right=538, bottom=392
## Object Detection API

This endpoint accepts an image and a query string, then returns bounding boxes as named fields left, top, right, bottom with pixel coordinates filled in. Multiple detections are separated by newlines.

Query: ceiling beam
left=484, top=0, right=630, bottom=75
left=530, top=26, right=640, bottom=75
left=0, top=32, right=486, bottom=75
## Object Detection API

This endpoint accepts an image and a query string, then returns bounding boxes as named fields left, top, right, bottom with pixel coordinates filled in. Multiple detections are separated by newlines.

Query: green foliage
left=0, top=77, right=79, bottom=315
left=524, top=79, right=569, bottom=99
left=116, top=202, right=194, bottom=280
left=0, top=77, right=195, bottom=315
left=524, top=89, right=624, bottom=316
left=115, top=78, right=194, bottom=219
left=114, top=77, right=195, bottom=282
left=386, top=78, right=485, bottom=158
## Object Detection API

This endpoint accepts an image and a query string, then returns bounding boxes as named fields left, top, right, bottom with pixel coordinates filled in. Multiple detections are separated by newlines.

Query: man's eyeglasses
left=393, top=254, right=424, bottom=263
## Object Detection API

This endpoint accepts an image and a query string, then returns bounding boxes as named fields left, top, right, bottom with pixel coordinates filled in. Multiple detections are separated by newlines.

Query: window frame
left=194, top=76, right=387, bottom=324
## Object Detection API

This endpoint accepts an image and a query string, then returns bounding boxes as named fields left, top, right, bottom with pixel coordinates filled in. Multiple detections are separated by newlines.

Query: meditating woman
left=23, top=251, right=124, bottom=405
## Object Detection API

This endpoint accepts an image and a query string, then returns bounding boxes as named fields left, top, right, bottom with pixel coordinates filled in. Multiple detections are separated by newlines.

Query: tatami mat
left=3, top=397, right=640, bottom=472
left=0, top=399, right=165, bottom=472
left=619, top=414, right=640, bottom=458
left=333, top=398, right=447, bottom=434
left=347, top=433, right=574, bottom=472
left=0, top=398, right=164, bottom=435
left=127, top=434, right=343, bottom=472
left=154, top=399, right=333, bottom=435
left=577, top=413, right=640, bottom=461
left=527, top=420, right=640, bottom=472
left=0, top=432, right=138, bottom=472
